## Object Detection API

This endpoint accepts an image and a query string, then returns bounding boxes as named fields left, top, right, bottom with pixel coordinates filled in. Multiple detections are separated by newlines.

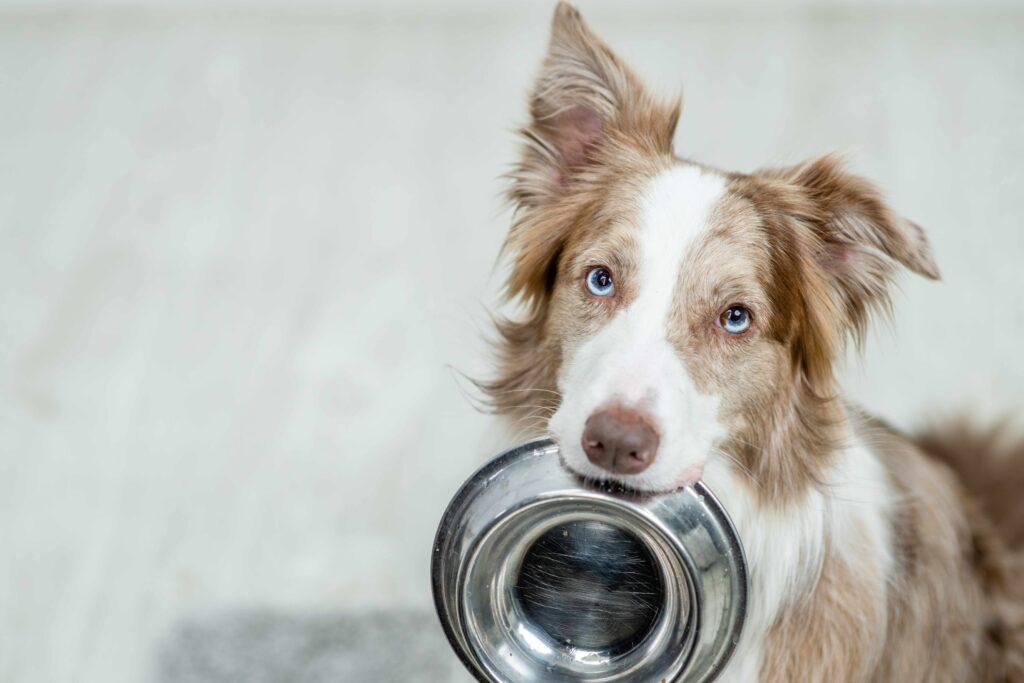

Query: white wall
left=1, top=3, right=1022, bottom=682
left=2, top=0, right=1024, bottom=9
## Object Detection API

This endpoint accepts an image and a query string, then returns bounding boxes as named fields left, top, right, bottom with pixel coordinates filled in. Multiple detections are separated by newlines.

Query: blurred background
left=1, top=0, right=1022, bottom=681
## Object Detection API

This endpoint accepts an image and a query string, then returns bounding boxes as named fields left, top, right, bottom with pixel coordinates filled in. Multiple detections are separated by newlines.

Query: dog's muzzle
left=431, top=439, right=747, bottom=682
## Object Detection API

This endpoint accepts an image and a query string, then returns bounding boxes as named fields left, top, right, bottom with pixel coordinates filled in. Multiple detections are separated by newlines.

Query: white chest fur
left=703, top=431, right=895, bottom=681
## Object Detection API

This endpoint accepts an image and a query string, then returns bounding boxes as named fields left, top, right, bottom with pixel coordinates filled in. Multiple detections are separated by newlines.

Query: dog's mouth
left=673, top=464, right=706, bottom=489
left=556, top=446, right=705, bottom=496
left=554, top=445, right=646, bottom=495
left=564, top=466, right=652, bottom=499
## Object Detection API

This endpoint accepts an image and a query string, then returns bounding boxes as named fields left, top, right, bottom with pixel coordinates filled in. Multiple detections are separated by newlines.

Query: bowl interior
left=514, top=519, right=665, bottom=654
left=460, top=500, right=696, bottom=682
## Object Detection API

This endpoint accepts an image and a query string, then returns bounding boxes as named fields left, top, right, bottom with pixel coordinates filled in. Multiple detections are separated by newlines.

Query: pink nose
left=581, top=407, right=659, bottom=475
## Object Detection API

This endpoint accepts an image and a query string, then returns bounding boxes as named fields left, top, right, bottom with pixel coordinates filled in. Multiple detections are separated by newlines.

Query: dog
left=482, top=4, right=1024, bottom=680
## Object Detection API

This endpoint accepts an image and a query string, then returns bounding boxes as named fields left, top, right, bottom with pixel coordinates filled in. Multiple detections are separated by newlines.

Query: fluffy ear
left=510, top=2, right=680, bottom=210
left=770, top=155, right=940, bottom=346
left=505, top=3, right=678, bottom=307
left=485, top=4, right=679, bottom=417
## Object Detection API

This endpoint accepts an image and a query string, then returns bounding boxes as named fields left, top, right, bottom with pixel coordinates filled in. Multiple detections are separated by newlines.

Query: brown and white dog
left=483, top=4, right=1024, bottom=681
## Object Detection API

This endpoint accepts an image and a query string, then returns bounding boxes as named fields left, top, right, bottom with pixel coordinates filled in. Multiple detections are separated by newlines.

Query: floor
left=1, top=3, right=1023, bottom=682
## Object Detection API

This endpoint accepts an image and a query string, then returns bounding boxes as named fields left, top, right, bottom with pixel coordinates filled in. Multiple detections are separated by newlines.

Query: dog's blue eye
left=586, top=267, right=615, bottom=297
left=719, top=306, right=751, bottom=334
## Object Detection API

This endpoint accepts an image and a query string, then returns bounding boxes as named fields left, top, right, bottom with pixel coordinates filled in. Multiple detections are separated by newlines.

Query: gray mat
left=157, top=609, right=472, bottom=683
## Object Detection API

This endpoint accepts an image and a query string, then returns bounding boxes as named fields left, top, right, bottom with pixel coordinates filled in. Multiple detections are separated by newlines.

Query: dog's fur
left=482, top=4, right=1024, bottom=680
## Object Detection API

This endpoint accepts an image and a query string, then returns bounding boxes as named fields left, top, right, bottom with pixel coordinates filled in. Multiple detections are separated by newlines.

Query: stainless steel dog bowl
left=432, top=439, right=747, bottom=682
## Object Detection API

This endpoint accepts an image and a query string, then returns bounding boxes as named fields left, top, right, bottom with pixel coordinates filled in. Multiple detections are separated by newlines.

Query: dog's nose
left=581, top=407, right=659, bottom=475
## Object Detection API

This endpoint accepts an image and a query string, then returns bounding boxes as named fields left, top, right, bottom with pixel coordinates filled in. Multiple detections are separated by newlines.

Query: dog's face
left=547, top=164, right=791, bottom=491
left=488, top=3, right=939, bottom=496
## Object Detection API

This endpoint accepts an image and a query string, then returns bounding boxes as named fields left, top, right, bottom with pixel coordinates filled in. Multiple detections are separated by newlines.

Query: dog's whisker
left=711, top=448, right=762, bottom=491
left=479, top=386, right=563, bottom=398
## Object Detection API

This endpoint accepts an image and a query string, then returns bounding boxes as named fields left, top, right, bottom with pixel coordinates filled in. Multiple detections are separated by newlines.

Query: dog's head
left=487, top=3, right=939, bottom=497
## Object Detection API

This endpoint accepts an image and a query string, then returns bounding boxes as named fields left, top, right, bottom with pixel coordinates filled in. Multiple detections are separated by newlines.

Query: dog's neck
left=725, top=375, right=848, bottom=507
left=705, top=402, right=895, bottom=681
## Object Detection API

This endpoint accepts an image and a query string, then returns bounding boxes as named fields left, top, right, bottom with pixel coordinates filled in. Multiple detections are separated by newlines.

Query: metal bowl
left=431, top=439, right=747, bottom=682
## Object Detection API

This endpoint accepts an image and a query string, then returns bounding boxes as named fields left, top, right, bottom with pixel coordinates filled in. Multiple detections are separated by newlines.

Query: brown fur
left=870, top=415, right=1024, bottom=682
left=759, top=412, right=1024, bottom=681
left=484, top=3, right=1024, bottom=679
left=761, top=539, right=888, bottom=682
left=916, top=419, right=1024, bottom=550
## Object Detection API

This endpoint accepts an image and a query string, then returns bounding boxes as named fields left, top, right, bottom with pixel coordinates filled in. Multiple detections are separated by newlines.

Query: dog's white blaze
left=550, top=164, right=728, bottom=491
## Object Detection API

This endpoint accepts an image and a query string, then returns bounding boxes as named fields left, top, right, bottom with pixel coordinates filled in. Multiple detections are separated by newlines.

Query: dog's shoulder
left=846, top=405, right=1024, bottom=682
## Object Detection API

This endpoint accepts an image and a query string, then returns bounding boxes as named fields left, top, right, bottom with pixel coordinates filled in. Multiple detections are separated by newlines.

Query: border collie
left=483, top=4, right=1024, bottom=680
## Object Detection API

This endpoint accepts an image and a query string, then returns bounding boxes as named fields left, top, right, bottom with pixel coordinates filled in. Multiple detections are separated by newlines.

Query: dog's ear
left=511, top=2, right=679, bottom=210
left=505, top=3, right=678, bottom=306
left=788, top=155, right=940, bottom=282
left=486, top=4, right=679, bottom=417
left=762, top=155, right=939, bottom=384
